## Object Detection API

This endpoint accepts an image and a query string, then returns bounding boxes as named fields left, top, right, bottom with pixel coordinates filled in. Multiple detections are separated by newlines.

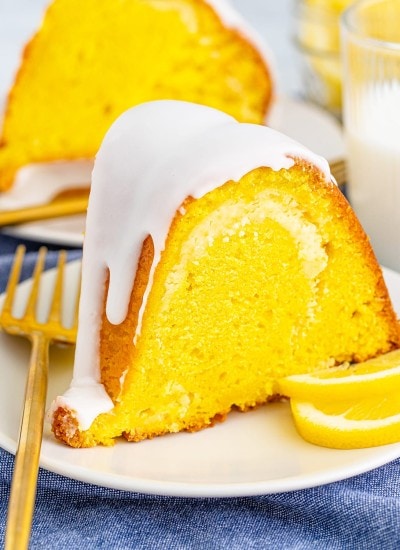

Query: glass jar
left=294, top=0, right=354, bottom=117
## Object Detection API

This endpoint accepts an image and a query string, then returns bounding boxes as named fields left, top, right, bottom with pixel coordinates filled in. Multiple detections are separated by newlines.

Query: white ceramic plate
left=0, top=261, right=400, bottom=497
left=0, top=96, right=345, bottom=247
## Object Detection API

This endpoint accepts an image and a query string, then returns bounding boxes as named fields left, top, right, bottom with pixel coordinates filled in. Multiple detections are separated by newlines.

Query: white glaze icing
left=51, top=100, right=332, bottom=430
left=0, top=160, right=93, bottom=209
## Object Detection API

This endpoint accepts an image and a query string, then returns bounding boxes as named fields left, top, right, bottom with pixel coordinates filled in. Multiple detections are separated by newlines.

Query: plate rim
left=3, top=434, right=400, bottom=498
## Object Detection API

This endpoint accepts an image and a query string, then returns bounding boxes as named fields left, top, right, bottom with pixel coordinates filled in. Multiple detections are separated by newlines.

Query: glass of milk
left=341, top=0, right=400, bottom=272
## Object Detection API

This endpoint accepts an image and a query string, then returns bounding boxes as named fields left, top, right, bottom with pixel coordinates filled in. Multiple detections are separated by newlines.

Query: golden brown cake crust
left=51, top=407, right=88, bottom=448
left=304, top=160, right=400, bottom=354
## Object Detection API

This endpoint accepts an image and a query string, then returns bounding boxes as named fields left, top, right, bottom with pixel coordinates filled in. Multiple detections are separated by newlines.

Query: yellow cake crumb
left=51, top=163, right=400, bottom=447
left=0, top=0, right=273, bottom=190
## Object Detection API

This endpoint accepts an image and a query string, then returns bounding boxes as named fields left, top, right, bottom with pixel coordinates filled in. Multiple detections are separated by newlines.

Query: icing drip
left=53, top=100, right=332, bottom=430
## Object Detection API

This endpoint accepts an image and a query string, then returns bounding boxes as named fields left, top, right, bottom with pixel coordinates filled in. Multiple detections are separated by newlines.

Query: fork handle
left=5, top=333, right=49, bottom=550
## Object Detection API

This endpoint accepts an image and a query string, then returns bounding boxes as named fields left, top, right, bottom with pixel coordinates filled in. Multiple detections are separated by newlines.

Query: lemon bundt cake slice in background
left=50, top=100, right=400, bottom=448
left=0, top=0, right=273, bottom=191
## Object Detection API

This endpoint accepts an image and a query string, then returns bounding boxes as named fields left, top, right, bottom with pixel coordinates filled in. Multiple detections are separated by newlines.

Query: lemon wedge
left=291, top=394, right=400, bottom=449
left=277, top=349, right=400, bottom=402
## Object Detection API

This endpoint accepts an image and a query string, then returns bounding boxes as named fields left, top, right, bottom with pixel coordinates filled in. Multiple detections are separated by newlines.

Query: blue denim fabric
left=1, top=235, right=400, bottom=549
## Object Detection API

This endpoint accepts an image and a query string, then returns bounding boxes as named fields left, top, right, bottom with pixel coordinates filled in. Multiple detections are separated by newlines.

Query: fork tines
left=0, top=245, right=78, bottom=344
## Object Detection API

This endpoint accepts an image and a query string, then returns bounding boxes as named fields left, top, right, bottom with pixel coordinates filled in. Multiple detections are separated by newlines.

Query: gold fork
left=329, top=158, right=347, bottom=188
left=1, top=245, right=79, bottom=550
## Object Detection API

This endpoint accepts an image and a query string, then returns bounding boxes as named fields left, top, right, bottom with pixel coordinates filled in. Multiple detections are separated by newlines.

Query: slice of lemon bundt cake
left=0, top=0, right=273, bottom=191
left=51, top=100, right=400, bottom=448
